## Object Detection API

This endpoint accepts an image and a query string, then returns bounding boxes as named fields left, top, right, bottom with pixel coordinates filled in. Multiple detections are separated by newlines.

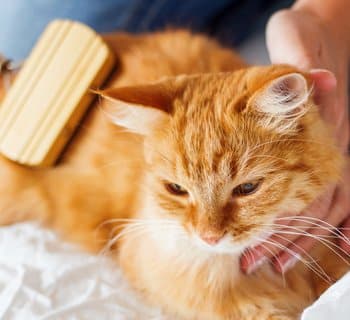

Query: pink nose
left=200, top=232, right=225, bottom=245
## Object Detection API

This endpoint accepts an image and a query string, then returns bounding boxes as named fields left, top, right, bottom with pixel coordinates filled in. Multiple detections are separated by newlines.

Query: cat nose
left=200, top=231, right=225, bottom=245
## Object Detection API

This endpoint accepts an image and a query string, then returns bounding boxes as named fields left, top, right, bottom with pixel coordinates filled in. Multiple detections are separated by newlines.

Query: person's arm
left=241, top=0, right=350, bottom=274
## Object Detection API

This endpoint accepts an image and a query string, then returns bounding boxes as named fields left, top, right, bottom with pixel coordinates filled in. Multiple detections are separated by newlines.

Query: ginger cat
left=0, top=31, right=348, bottom=319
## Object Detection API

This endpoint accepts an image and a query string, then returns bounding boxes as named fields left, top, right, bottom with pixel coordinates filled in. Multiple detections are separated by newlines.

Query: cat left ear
left=254, top=72, right=310, bottom=115
left=96, top=83, right=174, bottom=135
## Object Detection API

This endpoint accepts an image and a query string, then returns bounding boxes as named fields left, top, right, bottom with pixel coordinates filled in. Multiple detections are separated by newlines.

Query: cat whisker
left=255, top=236, right=330, bottom=283
left=100, top=221, right=186, bottom=255
left=109, top=220, right=181, bottom=235
left=254, top=236, right=332, bottom=284
left=261, top=223, right=350, bottom=265
left=261, top=223, right=343, bottom=239
left=97, top=217, right=177, bottom=232
left=95, top=217, right=182, bottom=253
left=263, top=222, right=350, bottom=231
left=100, top=225, right=148, bottom=254
left=262, top=222, right=342, bottom=236
left=250, top=242, right=286, bottom=285
left=275, top=216, right=350, bottom=246
left=271, top=233, right=333, bottom=282
left=271, top=229, right=350, bottom=266
left=101, top=226, right=153, bottom=255
left=244, top=247, right=258, bottom=267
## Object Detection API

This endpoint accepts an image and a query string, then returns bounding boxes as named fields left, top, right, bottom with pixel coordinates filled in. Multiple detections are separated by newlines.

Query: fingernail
left=280, top=254, right=301, bottom=273
left=246, top=256, right=268, bottom=275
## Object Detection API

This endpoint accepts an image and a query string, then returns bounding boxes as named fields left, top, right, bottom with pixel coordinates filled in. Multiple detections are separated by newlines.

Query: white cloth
left=0, top=223, right=170, bottom=320
left=0, top=223, right=348, bottom=320
left=301, top=272, right=350, bottom=320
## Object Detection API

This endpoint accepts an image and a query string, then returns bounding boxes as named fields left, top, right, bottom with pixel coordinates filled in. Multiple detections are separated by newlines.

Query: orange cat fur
left=0, top=31, right=348, bottom=319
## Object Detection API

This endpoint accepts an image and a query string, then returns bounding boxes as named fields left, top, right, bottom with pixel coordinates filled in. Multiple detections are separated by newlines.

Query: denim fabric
left=0, top=0, right=293, bottom=60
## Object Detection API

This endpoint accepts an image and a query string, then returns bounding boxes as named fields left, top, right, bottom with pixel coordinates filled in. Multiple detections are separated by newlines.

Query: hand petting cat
left=241, top=0, right=350, bottom=274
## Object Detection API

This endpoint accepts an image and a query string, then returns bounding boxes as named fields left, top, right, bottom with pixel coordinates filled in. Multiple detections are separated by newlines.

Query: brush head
left=0, top=20, right=115, bottom=167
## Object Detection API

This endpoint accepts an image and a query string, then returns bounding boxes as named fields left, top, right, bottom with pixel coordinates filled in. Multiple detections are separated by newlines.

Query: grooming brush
left=0, top=20, right=115, bottom=167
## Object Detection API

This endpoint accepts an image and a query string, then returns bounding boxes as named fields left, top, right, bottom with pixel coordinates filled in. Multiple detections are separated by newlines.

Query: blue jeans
left=0, top=0, right=293, bottom=60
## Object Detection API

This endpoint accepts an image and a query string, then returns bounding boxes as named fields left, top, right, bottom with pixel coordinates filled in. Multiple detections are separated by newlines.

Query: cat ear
left=96, top=83, right=174, bottom=135
left=254, top=72, right=310, bottom=115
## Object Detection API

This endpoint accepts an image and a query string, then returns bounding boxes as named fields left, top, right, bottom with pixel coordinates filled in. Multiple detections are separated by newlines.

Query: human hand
left=241, top=8, right=350, bottom=274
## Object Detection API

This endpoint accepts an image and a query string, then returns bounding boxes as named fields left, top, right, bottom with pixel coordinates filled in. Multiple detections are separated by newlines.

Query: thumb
left=266, top=10, right=311, bottom=67
left=308, top=69, right=337, bottom=106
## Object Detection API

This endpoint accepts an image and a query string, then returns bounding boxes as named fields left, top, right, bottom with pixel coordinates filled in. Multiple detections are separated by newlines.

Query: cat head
left=98, top=65, right=342, bottom=254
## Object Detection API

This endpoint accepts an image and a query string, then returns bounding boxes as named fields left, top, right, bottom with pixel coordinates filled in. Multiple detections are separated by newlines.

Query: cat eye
left=165, top=182, right=188, bottom=196
left=232, top=180, right=261, bottom=197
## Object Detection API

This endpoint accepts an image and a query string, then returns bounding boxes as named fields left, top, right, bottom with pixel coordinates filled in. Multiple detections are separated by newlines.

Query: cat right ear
left=254, top=72, right=310, bottom=115
left=251, top=72, right=312, bottom=132
left=95, top=83, right=174, bottom=135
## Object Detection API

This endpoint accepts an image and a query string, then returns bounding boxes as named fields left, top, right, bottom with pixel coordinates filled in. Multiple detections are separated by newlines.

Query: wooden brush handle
left=0, top=20, right=115, bottom=167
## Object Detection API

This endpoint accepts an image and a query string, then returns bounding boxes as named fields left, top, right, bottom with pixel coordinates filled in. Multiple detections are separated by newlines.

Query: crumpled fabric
left=301, top=271, right=350, bottom=320
left=0, top=223, right=347, bottom=320
left=0, top=223, right=170, bottom=320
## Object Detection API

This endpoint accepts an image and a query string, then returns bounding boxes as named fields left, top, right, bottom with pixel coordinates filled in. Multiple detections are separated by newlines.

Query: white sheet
left=0, top=223, right=171, bottom=320
left=0, top=223, right=348, bottom=320
left=301, top=271, right=350, bottom=320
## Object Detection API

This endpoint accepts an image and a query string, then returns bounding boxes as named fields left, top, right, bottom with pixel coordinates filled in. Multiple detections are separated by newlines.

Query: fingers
left=309, top=69, right=337, bottom=93
left=273, top=178, right=350, bottom=273
left=241, top=175, right=350, bottom=275
left=266, top=10, right=307, bottom=66
left=266, top=10, right=325, bottom=68
left=307, top=69, right=338, bottom=128
left=271, top=224, right=331, bottom=274
left=240, top=186, right=334, bottom=274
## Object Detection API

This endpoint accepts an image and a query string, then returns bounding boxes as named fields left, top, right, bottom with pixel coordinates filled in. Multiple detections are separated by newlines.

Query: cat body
left=0, top=31, right=347, bottom=319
